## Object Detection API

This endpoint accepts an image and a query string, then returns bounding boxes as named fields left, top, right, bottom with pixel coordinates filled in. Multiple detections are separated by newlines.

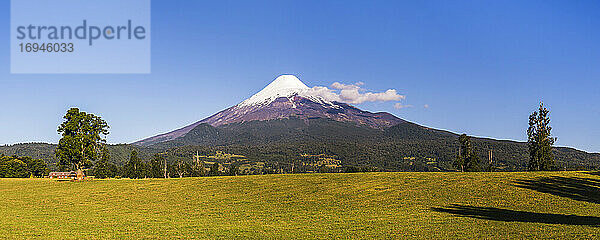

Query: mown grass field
left=1, top=172, right=599, bottom=239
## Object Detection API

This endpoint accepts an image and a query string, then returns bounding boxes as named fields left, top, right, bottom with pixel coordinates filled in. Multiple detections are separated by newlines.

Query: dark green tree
left=344, top=166, right=361, bottom=173
left=55, top=108, right=109, bottom=171
left=190, top=163, right=205, bottom=177
left=318, top=164, right=331, bottom=173
left=149, top=155, right=165, bottom=178
left=0, top=155, right=29, bottom=178
left=209, top=162, right=219, bottom=176
left=527, top=102, right=556, bottom=171
left=92, top=146, right=119, bottom=178
left=171, top=160, right=191, bottom=178
left=190, top=155, right=205, bottom=177
left=228, top=164, right=239, bottom=176
left=0, top=155, right=49, bottom=178
left=93, top=159, right=119, bottom=179
left=22, top=157, right=49, bottom=177
left=123, top=150, right=147, bottom=179
left=454, top=134, right=480, bottom=172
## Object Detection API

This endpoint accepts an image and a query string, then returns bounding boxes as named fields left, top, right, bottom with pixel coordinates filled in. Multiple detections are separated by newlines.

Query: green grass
left=1, top=172, right=599, bottom=239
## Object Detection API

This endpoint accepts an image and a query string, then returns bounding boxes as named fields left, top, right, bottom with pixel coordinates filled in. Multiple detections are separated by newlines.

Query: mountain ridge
left=138, top=117, right=600, bottom=171
left=2, top=119, right=599, bottom=171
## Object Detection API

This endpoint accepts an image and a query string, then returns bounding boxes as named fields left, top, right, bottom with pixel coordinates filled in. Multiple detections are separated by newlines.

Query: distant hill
left=0, top=143, right=154, bottom=171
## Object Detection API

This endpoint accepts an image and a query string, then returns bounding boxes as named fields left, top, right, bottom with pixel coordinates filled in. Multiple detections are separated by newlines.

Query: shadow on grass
left=432, top=204, right=600, bottom=226
left=514, top=176, right=600, bottom=204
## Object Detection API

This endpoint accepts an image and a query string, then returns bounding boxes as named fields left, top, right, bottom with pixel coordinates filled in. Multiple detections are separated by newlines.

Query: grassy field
left=1, top=172, right=599, bottom=239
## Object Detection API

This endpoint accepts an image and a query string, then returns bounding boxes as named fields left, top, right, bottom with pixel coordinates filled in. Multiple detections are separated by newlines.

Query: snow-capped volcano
left=134, top=75, right=404, bottom=146
left=238, top=75, right=311, bottom=107
left=237, top=74, right=333, bottom=108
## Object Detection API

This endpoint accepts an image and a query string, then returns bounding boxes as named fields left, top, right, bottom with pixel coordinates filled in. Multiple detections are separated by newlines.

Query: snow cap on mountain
left=238, top=75, right=313, bottom=107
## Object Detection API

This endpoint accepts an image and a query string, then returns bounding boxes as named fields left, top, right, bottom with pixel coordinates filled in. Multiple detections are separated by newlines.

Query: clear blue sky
left=1, top=0, right=599, bottom=152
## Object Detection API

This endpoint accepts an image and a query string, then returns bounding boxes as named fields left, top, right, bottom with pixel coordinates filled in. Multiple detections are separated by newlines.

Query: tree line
left=0, top=155, right=48, bottom=178
left=92, top=150, right=229, bottom=179
left=454, top=102, right=557, bottom=172
left=0, top=101, right=570, bottom=178
left=42, top=101, right=563, bottom=179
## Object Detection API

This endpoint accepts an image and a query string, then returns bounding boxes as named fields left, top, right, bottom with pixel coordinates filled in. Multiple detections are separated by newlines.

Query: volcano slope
left=141, top=117, right=599, bottom=172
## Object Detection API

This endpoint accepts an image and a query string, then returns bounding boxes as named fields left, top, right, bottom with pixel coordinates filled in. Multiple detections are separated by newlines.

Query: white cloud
left=394, top=103, right=413, bottom=109
left=307, top=82, right=405, bottom=104
left=306, top=86, right=340, bottom=102
left=331, top=82, right=363, bottom=90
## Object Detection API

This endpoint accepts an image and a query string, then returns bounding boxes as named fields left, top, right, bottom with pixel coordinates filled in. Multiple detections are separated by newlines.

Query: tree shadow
left=432, top=204, right=600, bottom=226
left=514, top=176, right=600, bottom=204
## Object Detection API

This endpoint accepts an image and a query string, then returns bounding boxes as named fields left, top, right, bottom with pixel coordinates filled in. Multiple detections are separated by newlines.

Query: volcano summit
left=135, top=75, right=404, bottom=146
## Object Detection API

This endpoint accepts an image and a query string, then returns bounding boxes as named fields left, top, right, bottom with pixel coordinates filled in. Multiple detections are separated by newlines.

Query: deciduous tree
left=55, top=108, right=109, bottom=171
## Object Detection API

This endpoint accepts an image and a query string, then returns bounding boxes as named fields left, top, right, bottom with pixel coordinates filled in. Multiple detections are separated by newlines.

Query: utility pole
left=488, top=149, right=493, bottom=172
left=193, top=151, right=205, bottom=176
left=194, top=151, right=201, bottom=169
